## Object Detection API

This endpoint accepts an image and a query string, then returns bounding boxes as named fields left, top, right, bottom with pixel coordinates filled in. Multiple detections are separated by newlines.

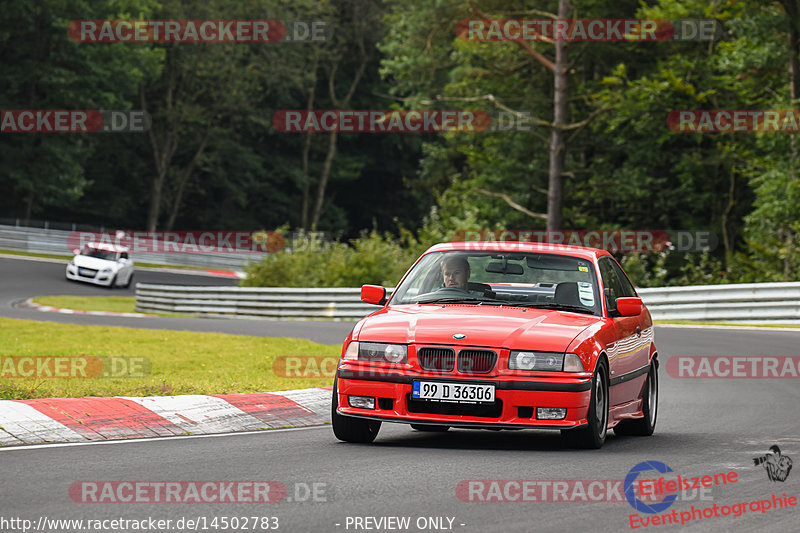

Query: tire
left=331, top=377, right=381, bottom=443
left=122, top=273, right=133, bottom=289
left=614, top=359, right=658, bottom=437
left=562, top=359, right=609, bottom=449
left=410, top=424, right=449, bottom=432
left=106, top=274, right=117, bottom=289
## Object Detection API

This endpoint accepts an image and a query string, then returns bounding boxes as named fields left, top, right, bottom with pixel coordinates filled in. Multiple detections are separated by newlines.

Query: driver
left=441, top=254, right=470, bottom=291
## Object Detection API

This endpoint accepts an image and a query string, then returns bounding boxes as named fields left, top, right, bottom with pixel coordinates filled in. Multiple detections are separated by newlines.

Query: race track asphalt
left=0, top=256, right=356, bottom=345
left=1, top=255, right=799, bottom=532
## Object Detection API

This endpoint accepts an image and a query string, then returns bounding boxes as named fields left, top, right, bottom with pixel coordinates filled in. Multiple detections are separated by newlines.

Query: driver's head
left=441, top=254, right=470, bottom=291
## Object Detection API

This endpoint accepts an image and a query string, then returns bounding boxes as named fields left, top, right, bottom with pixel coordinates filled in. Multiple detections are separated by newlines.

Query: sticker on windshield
left=578, top=264, right=588, bottom=272
left=578, top=282, right=594, bottom=306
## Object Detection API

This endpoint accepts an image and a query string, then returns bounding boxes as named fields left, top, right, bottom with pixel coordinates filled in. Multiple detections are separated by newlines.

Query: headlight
left=509, top=351, right=580, bottom=372
left=343, top=341, right=408, bottom=364
left=563, top=353, right=585, bottom=372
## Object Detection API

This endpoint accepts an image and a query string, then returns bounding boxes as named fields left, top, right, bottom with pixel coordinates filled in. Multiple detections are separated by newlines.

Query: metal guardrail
left=135, top=285, right=385, bottom=319
left=0, top=224, right=265, bottom=271
left=637, top=282, right=800, bottom=324
left=136, top=282, right=800, bottom=323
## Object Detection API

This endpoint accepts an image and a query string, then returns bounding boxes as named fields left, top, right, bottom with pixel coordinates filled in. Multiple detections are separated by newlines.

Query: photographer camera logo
left=753, top=445, right=793, bottom=482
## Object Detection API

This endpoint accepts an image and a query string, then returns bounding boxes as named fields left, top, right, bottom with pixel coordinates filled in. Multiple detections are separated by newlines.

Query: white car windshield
left=81, top=247, right=117, bottom=261
left=389, top=251, right=602, bottom=315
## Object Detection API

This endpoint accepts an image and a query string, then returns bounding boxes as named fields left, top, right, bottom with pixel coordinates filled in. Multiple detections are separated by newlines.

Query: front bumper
left=336, top=367, right=593, bottom=429
left=66, top=264, right=114, bottom=286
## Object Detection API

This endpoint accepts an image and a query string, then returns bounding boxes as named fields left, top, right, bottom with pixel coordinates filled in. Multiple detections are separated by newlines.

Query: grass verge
left=0, top=317, right=338, bottom=400
left=33, top=295, right=138, bottom=314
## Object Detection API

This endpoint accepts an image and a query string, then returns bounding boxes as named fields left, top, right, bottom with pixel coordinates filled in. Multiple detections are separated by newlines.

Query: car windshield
left=389, top=250, right=602, bottom=316
left=81, top=247, right=116, bottom=261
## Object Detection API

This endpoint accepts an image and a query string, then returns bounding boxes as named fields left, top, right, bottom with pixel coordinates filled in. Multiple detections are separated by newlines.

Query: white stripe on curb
left=121, top=395, right=270, bottom=434
left=277, top=387, right=332, bottom=419
left=0, top=401, right=87, bottom=445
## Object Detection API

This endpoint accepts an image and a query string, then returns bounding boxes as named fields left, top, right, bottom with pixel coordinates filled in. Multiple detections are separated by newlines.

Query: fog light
left=536, top=407, right=567, bottom=420
left=348, top=395, right=375, bottom=409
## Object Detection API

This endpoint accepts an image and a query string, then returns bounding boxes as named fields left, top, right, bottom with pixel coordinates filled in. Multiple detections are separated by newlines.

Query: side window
left=598, top=258, right=619, bottom=313
left=120, top=252, right=129, bottom=260
left=610, top=259, right=636, bottom=298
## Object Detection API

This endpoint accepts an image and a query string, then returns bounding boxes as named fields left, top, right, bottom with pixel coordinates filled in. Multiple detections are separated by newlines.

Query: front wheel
left=615, top=359, right=658, bottom=437
left=562, top=359, right=609, bottom=449
left=331, top=377, right=381, bottom=443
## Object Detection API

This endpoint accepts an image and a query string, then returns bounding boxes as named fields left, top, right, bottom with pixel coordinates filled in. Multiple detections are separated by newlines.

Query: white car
left=65, top=242, right=135, bottom=288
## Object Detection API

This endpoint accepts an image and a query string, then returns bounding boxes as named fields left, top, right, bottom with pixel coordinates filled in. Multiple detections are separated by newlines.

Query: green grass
left=0, top=317, right=339, bottom=400
left=0, top=249, right=206, bottom=270
left=654, top=320, right=800, bottom=328
left=31, top=296, right=191, bottom=318
left=34, top=295, right=138, bottom=313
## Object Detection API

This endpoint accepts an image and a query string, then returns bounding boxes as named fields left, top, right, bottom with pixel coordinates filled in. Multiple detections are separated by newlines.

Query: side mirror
left=361, top=285, right=387, bottom=305
left=616, top=297, right=642, bottom=317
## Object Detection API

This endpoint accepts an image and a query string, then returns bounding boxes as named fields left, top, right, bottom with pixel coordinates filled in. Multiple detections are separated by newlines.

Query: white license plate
left=78, top=268, right=93, bottom=276
left=412, top=381, right=495, bottom=403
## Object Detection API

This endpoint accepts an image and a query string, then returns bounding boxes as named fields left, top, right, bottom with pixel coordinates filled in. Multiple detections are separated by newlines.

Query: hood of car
left=356, top=304, right=598, bottom=352
left=73, top=255, right=118, bottom=270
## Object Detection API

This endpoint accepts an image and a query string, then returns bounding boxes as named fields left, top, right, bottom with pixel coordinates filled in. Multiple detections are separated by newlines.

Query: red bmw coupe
left=332, top=241, right=658, bottom=448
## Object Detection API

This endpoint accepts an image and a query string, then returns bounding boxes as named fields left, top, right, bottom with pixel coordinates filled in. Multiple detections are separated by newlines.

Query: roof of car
left=85, top=242, right=129, bottom=253
left=426, top=241, right=612, bottom=260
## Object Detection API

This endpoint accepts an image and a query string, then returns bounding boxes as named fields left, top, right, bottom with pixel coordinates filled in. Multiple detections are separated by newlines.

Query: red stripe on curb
left=205, top=269, right=240, bottom=278
left=212, top=393, right=322, bottom=428
left=20, top=397, right=184, bottom=440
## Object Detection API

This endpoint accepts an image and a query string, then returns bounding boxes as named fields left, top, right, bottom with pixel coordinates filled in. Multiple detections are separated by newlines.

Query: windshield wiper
left=416, top=297, right=507, bottom=306
left=513, top=302, right=597, bottom=315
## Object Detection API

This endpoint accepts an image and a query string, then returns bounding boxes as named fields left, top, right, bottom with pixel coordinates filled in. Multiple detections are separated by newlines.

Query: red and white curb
left=0, top=387, right=331, bottom=446
left=204, top=269, right=247, bottom=279
left=18, top=298, right=153, bottom=318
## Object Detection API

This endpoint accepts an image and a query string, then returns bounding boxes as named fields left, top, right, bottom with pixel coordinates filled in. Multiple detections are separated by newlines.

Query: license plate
left=412, top=381, right=495, bottom=403
left=78, top=268, right=93, bottom=276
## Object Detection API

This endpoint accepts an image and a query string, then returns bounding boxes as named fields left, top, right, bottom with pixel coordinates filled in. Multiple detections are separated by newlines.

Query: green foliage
left=6, top=0, right=800, bottom=286
left=242, top=209, right=467, bottom=287
left=242, top=231, right=416, bottom=288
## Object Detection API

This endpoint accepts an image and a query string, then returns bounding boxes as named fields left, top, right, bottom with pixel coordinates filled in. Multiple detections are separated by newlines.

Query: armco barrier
left=135, top=285, right=387, bottom=319
left=136, top=282, right=800, bottom=323
left=637, top=282, right=800, bottom=324
left=0, top=224, right=265, bottom=271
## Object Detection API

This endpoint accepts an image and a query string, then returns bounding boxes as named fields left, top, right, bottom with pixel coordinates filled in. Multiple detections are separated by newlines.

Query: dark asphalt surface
left=0, top=256, right=356, bottom=345
left=1, top=255, right=799, bottom=532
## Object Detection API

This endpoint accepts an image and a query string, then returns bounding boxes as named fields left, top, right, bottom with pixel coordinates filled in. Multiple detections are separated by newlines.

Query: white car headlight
left=509, top=351, right=584, bottom=372
left=344, top=341, right=408, bottom=364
